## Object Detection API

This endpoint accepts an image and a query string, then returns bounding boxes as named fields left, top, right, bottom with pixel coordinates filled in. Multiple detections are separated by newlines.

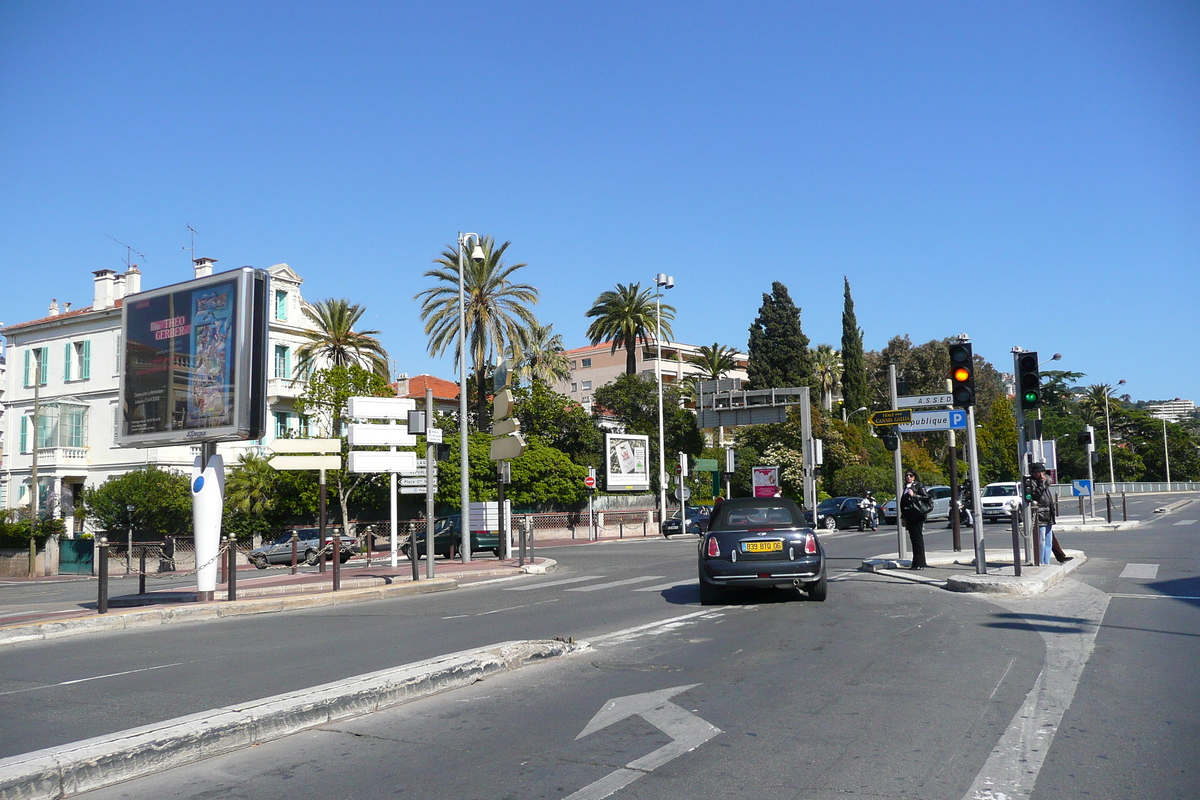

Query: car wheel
left=492, top=548, right=501, bottom=557
left=251, top=555, right=268, bottom=570
left=823, top=517, right=837, bottom=531
left=303, top=549, right=320, bottom=566
left=698, top=568, right=723, bottom=606
left=807, top=572, right=828, bottom=602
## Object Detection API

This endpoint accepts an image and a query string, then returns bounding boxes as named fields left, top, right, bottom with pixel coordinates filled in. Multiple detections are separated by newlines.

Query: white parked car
left=980, top=482, right=1023, bottom=522
left=881, top=485, right=952, bottom=524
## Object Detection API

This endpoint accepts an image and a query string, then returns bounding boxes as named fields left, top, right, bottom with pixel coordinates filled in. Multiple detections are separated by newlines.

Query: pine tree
left=840, top=277, right=868, bottom=416
left=746, top=281, right=812, bottom=389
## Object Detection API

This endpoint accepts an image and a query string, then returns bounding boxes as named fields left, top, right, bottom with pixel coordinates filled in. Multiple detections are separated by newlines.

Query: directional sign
left=1072, top=479, right=1093, bottom=497
left=897, top=393, right=954, bottom=409
left=427, top=428, right=443, bottom=444
left=896, top=409, right=968, bottom=433
left=347, top=424, right=417, bottom=448
left=347, top=396, right=415, bottom=419
left=268, top=455, right=341, bottom=471
left=489, top=432, right=527, bottom=461
left=568, top=685, right=720, bottom=799
left=399, top=486, right=428, bottom=495
left=347, top=450, right=418, bottom=473
left=268, top=438, right=340, bottom=454
left=694, top=458, right=719, bottom=472
left=870, top=409, right=913, bottom=426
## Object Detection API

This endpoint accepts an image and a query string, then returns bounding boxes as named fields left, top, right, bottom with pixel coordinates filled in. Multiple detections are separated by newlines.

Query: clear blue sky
left=2, top=2, right=1197, bottom=402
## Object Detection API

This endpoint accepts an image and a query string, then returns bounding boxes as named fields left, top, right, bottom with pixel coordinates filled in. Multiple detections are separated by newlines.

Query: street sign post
left=347, top=395, right=420, bottom=574
left=267, top=438, right=341, bottom=586
left=870, top=409, right=913, bottom=426
left=896, top=409, right=968, bottom=433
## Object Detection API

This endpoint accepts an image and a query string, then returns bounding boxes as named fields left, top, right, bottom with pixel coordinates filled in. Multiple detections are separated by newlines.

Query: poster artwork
left=752, top=466, right=781, bottom=498
left=187, top=288, right=234, bottom=427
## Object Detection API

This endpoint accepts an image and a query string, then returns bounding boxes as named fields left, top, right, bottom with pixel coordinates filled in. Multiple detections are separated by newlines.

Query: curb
left=861, top=550, right=1086, bottom=595
left=0, top=638, right=589, bottom=800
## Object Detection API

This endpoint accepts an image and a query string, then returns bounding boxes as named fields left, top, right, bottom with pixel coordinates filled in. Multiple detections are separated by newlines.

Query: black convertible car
left=698, top=497, right=827, bottom=604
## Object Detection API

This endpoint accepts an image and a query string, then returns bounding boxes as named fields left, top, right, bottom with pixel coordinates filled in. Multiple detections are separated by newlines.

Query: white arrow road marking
left=961, top=581, right=1110, bottom=800
left=564, top=684, right=721, bottom=800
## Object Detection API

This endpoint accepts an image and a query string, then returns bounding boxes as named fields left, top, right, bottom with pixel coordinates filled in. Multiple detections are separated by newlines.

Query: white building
left=0, top=259, right=323, bottom=535
left=1144, top=398, right=1195, bottom=424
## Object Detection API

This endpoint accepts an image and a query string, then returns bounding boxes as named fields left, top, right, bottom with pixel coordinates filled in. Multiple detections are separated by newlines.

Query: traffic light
left=1077, top=426, right=1095, bottom=450
left=880, top=430, right=899, bottom=452
left=1017, top=351, right=1041, bottom=411
left=948, top=342, right=975, bottom=408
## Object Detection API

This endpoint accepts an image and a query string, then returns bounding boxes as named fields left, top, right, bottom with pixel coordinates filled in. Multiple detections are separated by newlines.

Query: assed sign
left=605, top=433, right=650, bottom=491
left=118, top=268, right=269, bottom=447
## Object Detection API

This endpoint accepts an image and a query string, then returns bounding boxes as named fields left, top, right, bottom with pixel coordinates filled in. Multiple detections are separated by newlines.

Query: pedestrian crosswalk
left=1173, top=519, right=1197, bottom=526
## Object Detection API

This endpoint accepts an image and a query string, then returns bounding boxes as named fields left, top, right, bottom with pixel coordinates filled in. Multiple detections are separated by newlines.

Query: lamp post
left=457, top=232, right=484, bottom=563
left=1104, top=378, right=1126, bottom=486
left=844, top=406, right=868, bottom=423
left=654, top=273, right=674, bottom=529
left=1163, top=417, right=1171, bottom=490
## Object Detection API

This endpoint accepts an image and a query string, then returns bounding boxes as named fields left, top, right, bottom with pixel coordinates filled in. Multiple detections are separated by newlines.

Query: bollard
left=227, top=535, right=238, bottom=602
left=1122, top=492, right=1128, bottom=522
left=518, top=517, right=526, bottom=567
left=139, top=545, right=147, bottom=595
left=1106, top=494, right=1112, bottom=524
left=620, top=521, right=624, bottom=539
left=291, top=532, right=299, bottom=575
left=366, top=529, right=373, bottom=567
left=97, top=537, right=109, bottom=615
left=332, top=534, right=341, bottom=592
left=643, top=515, right=648, bottom=537
left=1010, top=508, right=1022, bottom=577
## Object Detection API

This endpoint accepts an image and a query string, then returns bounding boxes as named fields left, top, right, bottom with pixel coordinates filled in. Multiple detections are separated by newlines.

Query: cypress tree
left=747, top=281, right=812, bottom=389
left=840, top=277, right=868, bottom=415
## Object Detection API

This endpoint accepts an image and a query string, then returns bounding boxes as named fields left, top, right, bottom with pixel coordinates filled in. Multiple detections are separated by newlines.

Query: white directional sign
left=427, top=427, right=443, bottom=444
left=269, top=438, right=340, bottom=454
left=399, top=477, right=429, bottom=487
left=897, top=409, right=968, bottom=433
left=267, top=439, right=342, bottom=471
left=268, top=454, right=342, bottom=471
left=566, top=684, right=720, bottom=800
left=347, top=450, right=418, bottom=473
left=347, top=424, right=417, bottom=447
left=399, top=486, right=429, bottom=495
left=897, top=393, right=954, bottom=409
left=347, top=396, right=416, bottom=419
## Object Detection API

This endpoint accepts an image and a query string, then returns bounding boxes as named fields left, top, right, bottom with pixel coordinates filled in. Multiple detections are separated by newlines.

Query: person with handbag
left=1029, top=462, right=1067, bottom=564
left=900, top=468, right=933, bottom=570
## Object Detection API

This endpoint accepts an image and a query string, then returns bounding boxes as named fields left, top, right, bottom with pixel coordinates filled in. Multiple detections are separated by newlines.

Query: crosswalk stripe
left=1119, top=563, right=1159, bottom=579
left=1173, top=519, right=1197, bottom=526
left=566, top=576, right=665, bottom=592
left=632, top=580, right=692, bottom=593
left=504, top=575, right=606, bottom=591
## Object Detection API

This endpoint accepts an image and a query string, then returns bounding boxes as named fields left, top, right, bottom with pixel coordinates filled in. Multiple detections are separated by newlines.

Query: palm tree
left=416, top=237, right=539, bottom=429
left=224, top=452, right=280, bottom=517
left=514, top=321, right=571, bottom=387
left=687, top=343, right=739, bottom=382
left=812, top=343, right=842, bottom=410
left=296, top=299, right=389, bottom=378
left=585, top=283, right=674, bottom=375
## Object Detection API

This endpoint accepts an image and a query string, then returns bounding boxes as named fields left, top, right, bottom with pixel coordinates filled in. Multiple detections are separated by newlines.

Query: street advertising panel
left=752, top=466, right=781, bottom=498
left=605, top=433, right=650, bottom=491
left=118, top=268, right=269, bottom=447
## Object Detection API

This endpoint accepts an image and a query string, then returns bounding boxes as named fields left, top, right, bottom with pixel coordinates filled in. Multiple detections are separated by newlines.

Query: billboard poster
left=752, top=466, right=781, bottom=498
left=605, top=433, right=650, bottom=491
left=119, top=268, right=268, bottom=447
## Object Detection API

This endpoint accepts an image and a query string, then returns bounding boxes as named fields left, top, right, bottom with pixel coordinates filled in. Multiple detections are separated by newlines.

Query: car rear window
left=713, top=503, right=801, bottom=529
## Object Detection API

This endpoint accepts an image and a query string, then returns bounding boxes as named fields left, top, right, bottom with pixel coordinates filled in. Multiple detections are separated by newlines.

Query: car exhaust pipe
left=793, top=579, right=801, bottom=588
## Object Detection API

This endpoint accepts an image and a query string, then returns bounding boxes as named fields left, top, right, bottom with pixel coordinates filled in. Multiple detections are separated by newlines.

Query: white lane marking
left=631, top=580, right=691, bottom=593
left=1110, top=593, right=1200, bottom=600
left=961, top=582, right=1109, bottom=800
left=566, top=576, right=665, bottom=592
left=0, top=661, right=187, bottom=696
left=1119, top=563, right=1160, bottom=579
left=829, top=570, right=856, bottom=582
left=1173, top=519, right=1197, bottom=525
left=588, top=609, right=731, bottom=648
left=442, top=598, right=561, bottom=619
left=504, top=575, right=606, bottom=591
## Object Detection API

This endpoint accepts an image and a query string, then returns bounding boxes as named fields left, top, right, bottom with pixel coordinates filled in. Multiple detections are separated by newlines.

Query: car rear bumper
left=701, top=556, right=824, bottom=588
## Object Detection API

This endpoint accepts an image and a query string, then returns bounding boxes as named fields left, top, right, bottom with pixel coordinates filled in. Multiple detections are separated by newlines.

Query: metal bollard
left=139, top=545, right=147, bottom=595
left=97, top=537, right=109, bottom=615
left=1010, top=508, right=1022, bottom=577
left=1122, top=493, right=1128, bottom=521
left=291, top=532, right=299, bottom=575
left=1106, top=494, right=1112, bottom=523
left=620, top=521, right=624, bottom=539
left=227, top=535, right=238, bottom=602
left=332, top=535, right=341, bottom=591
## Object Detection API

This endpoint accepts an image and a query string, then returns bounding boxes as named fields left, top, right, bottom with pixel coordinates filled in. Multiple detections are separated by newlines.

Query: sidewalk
left=862, top=548, right=1086, bottom=595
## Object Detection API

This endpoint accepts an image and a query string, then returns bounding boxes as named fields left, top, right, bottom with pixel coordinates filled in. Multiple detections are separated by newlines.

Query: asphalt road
left=3, top=494, right=1197, bottom=799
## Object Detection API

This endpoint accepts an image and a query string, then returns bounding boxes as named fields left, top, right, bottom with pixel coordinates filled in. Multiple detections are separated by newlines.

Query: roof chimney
left=48, top=299, right=60, bottom=317
left=124, top=264, right=142, bottom=295
left=193, top=257, right=218, bottom=279
left=113, top=272, right=126, bottom=301
left=93, top=269, right=117, bottom=309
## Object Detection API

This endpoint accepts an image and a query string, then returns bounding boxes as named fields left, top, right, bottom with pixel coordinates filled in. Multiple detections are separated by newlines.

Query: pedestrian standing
left=900, top=469, right=932, bottom=570
left=1029, top=462, right=1063, bottom=564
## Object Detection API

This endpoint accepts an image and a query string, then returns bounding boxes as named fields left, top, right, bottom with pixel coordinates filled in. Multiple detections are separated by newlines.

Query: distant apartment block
left=1144, top=398, right=1195, bottom=423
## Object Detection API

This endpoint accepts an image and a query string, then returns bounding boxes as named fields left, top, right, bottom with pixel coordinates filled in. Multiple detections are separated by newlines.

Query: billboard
left=605, top=433, right=650, bottom=491
left=118, top=268, right=269, bottom=447
left=752, top=466, right=781, bottom=498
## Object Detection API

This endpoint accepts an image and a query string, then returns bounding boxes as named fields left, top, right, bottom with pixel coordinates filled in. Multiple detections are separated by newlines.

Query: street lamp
left=844, top=406, right=868, bottom=423
left=654, top=273, right=674, bottom=528
left=1104, top=378, right=1126, bottom=486
left=457, top=232, right=484, bottom=563
left=1162, top=417, right=1171, bottom=490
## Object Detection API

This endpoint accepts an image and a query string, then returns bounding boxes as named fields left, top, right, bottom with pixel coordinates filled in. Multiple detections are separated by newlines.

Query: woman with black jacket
left=899, top=468, right=932, bottom=570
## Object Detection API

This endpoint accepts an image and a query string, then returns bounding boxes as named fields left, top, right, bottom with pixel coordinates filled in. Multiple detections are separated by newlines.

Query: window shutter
left=64, top=342, right=72, bottom=381
left=38, top=348, right=48, bottom=385
left=20, top=416, right=28, bottom=454
left=81, top=340, right=91, bottom=380
left=24, top=350, right=30, bottom=387
left=284, top=346, right=290, bottom=379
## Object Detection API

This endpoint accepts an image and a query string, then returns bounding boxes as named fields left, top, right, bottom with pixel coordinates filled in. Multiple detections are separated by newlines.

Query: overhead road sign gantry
left=870, top=409, right=913, bottom=426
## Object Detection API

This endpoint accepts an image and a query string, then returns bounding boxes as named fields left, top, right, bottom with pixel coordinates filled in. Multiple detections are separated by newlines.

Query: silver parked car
left=882, top=485, right=953, bottom=524
left=249, top=527, right=356, bottom=568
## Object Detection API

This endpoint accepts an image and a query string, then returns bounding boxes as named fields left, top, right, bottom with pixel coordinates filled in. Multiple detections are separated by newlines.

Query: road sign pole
left=890, top=364, right=907, bottom=561
left=319, top=468, right=327, bottom=575
left=426, top=388, right=436, bottom=579
left=966, top=405, right=986, bottom=574
left=947, top=379, right=962, bottom=552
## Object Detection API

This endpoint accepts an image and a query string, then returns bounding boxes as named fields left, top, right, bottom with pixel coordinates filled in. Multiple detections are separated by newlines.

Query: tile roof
left=2, top=300, right=122, bottom=333
left=398, top=374, right=460, bottom=401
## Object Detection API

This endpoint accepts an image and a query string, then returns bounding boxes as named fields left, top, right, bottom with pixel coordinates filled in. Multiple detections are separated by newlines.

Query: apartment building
left=0, top=259, right=323, bottom=534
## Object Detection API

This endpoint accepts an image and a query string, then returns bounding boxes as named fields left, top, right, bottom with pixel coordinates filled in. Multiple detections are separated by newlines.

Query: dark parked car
left=662, top=506, right=711, bottom=537
left=401, top=515, right=501, bottom=560
left=806, top=496, right=871, bottom=531
left=698, top=497, right=826, bottom=604
left=249, top=527, right=356, bottom=569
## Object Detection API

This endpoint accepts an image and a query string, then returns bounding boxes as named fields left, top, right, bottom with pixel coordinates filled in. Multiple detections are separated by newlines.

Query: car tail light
left=804, top=533, right=817, bottom=554
left=706, top=537, right=720, bottom=557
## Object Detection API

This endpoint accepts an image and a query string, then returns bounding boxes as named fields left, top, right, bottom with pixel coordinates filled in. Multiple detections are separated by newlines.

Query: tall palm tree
left=687, top=343, right=740, bottom=381
left=514, top=321, right=571, bottom=387
left=296, top=299, right=389, bottom=378
left=585, top=283, right=674, bottom=375
left=224, top=452, right=280, bottom=517
left=813, top=343, right=842, bottom=410
left=416, top=237, right=540, bottom=429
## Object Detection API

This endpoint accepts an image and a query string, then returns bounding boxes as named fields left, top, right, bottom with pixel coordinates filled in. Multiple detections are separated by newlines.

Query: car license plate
left=742, top=540, right=782, bottom=553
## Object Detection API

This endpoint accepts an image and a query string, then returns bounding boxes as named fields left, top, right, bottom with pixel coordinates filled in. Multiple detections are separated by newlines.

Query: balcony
left=36, top=447, right=90, bottom=465
left=268, top=377, right=306, bottom=400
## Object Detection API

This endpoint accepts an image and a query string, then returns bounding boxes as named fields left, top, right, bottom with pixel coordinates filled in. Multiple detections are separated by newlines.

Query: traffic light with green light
left=1017, top=351, right=1041, bottom=411
left=948, top=342, right=975, bottom=407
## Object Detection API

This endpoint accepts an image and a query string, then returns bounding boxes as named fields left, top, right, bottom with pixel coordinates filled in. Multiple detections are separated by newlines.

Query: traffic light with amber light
left=948, top=342, right=975, bottom=408
left=1017, top=351, right=1041, bottom=411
